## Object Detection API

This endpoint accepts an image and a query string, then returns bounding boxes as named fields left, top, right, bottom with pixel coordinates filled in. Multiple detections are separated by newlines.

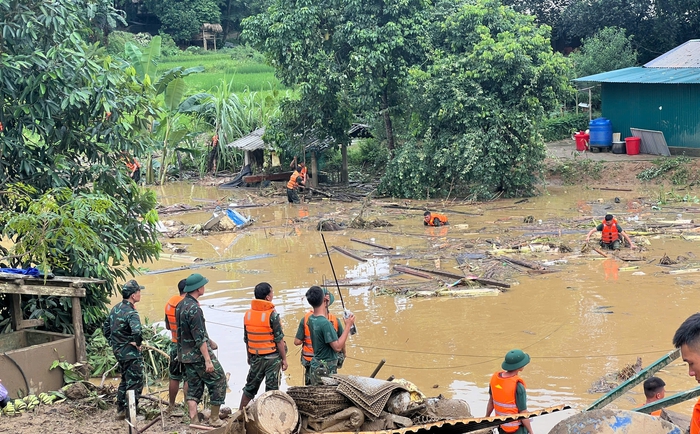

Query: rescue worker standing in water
left=287, top=166, right=304, bottom=204
left=424, top=211, right=448, bottom=226
left=239, top=282, right=288, bottom=409
left=586, top=213, right=636, bottom=250
left=485, top=349, right=534, bottom=434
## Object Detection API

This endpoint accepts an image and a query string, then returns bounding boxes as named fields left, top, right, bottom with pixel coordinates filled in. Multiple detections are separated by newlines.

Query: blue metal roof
left=574, top=67, right=700, bottom=84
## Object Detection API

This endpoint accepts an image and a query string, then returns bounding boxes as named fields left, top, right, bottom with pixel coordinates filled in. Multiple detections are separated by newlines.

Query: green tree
left=379, top=0, right=572, bottom=199
left=144, top=0, right=221, bottom=43
left=570, top=27, right=637, bottom=78
left=0, top=0, right=161, bottom=334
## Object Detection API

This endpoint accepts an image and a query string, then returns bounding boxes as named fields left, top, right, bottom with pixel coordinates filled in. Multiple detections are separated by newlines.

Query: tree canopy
left=0, top=0, right=161, bottom=333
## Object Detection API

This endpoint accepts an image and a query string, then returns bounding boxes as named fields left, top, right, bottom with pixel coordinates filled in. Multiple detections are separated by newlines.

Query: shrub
left=540, top=112, right=591, bottom=142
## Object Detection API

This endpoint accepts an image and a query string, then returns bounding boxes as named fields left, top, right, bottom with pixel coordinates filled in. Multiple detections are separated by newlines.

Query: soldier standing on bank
left=175, top=273, right=227, bottom=427
left=103, top=280, right=145, bottom=420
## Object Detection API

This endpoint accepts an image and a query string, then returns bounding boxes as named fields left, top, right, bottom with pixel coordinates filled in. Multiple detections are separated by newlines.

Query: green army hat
left=121, top=280, right=144, bottom=299
left=184, top=273, right=209, bottom=293
left=502, top=349, right=530, bottom=371
left=323, top=287, right=335, bottom=306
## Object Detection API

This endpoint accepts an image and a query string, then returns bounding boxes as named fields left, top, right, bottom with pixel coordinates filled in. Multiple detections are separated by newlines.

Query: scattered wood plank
left=410, top=288, right=500, bottom=297
left=499, top=256, right=545, bottom=270
left=139, top=416, right=162, bottom=434
left=665, top=268, right=700, bottom=275
left=307, top=186, right=333, bottom=197
left=331, top=246, right=367, bottom=262
left=464, top=275, right=511, bottom=289
left=591, top=247, right=609, bottom=258
left=394, top=265, right=433, bottom=279
left=189, top=424, right=215, bottom=431
left=400, top=265, right=465, bottom=280
left=350, top=238, right=394, bottom=250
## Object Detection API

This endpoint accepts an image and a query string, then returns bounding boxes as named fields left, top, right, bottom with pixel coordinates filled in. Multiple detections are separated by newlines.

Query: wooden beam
left=585, top=349, right=681, bottom=411
left=331, top=246, right=367, bottom=262
left=127, top=390, right=138, bottom=434
left=394, top=265, right=433, bottom=279
left=0, top=282, right=86, bottom=297
left=400, top=265, right=464, bottom=280
left=10, top=294, right=22, bottom=331
left=634, top=386, right=700, bottom=414
left=18, top=319, right=45, bottom=329
left=350, top=238, right=394, bottom=250
left=72, top=296, right=87, bottom=367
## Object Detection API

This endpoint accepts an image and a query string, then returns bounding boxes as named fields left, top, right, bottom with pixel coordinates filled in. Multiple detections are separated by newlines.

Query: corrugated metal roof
left=645, top=39, right=700, bottom=68
left=574, top=67, right=700, bottom=84
left=225, top=127, right=270, bottom=151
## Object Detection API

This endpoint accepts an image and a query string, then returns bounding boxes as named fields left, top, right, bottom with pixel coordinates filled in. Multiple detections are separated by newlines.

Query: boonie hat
left=323, top=288, right=335, bottom=306
left=184, top=273, right=209, bottom=293
left=122, top=280, right=144, bottom=298
left=501, top=349, right=530, bottom=371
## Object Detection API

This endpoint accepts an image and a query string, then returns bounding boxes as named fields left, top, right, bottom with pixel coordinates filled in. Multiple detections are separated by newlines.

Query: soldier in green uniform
left=103, top=280, right=145, bottom=420
left=305, top=286, right=355, bottom=386
left=175, top=273, right=227, bottom=427
left=239, top=282, right=288, bottom=410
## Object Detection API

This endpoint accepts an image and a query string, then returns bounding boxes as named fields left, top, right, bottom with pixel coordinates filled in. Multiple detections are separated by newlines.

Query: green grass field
left=157, top=52, right=284, bottom=94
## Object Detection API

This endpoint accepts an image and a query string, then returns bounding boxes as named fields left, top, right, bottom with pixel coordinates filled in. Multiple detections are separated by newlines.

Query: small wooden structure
left=0, top=272, right=104, bottom=395
left=200, top=23, right=223, bottom=51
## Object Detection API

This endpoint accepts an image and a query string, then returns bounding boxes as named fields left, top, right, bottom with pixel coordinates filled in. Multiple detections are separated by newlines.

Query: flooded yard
left=129, top=182, right=700, bottom=431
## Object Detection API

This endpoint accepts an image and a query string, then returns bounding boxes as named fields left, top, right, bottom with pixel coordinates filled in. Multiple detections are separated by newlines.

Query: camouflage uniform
left=175, top=294, right=226, bottom=405
left=242, top=310, right=285, bottom=398
left=103, top=300, right=144, bottom=412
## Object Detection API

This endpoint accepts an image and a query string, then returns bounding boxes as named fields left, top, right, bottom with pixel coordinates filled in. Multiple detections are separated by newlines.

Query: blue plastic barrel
left=589, top=117, right=612, bottom=147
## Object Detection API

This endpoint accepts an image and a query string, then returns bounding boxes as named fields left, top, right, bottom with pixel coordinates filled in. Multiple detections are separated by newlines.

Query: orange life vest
left=300, top=166, right=307, bottom=181
left=244, top=299, right=277, bottom=355
left=125, top=157, right=141, bottom=172
left=692, top=398, right=700, bottom=434
left=650, top=409, right=662, bottom=417
left=287, top=170, right=301, bottom=189
left=601, top=219, right=619, bottom=243
left=301, top=311, right=340, bottom=362
left=426, top=213, right=448, bottom=226
left=490, top=371, right=526, bottom=433
left=164, top=294, right=185, bottom=343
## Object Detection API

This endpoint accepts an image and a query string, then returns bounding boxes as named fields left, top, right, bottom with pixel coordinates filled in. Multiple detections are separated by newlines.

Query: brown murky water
left=123, top=183, right=700, bottom=431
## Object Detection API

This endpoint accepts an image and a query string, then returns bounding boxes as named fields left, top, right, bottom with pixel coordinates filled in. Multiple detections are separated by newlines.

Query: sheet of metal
left=225, top=127, right=269, bottom=151
left=574, top=67, right=700, bottom=84
left=330, top=404, right=570, bottom=434
left=644, top=40, right=700, bottom=68
left=630, top=128, right=672, bottom=156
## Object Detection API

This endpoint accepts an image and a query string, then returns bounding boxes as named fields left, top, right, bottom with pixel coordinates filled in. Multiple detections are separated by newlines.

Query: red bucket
left=625, top=137, right=641, bottom=155
left=574, top=132, right=590, bottom=152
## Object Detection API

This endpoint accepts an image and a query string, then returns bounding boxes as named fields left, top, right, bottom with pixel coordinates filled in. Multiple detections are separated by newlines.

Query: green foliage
left=0, top=0, right=161, bottom=334
left=50, top=360, right=84, bottom=384
left=540, top=112, right=591, bottom=142
left=637, top=156, right=692, bottom=183
left=348, top=139, right=389, bottom=174
left=379, top=0, right=573, bottom=199
left=86, top=328, right=117, bottom=377
left=144, top=0, right=221, bottom=43
left=570, top=27, right=637, bottom=78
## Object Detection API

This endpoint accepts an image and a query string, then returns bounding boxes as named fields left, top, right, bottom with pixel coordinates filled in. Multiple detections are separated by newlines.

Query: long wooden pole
left=585, top=349, right=680, bottom=411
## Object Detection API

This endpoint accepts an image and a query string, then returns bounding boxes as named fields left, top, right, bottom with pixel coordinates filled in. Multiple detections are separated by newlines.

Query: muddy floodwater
left=125, top=182, right=700, bottom=431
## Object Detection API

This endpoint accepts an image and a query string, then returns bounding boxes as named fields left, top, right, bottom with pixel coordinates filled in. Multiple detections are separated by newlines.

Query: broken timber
left=396, top=265, right=510, bottom=288
left=350, top=238, right=394, bottom=250
left=586, top=348, right=680, bottom=411
left=394, top=265, right=433, bottom=279
left=499, top=256, right=545, bottom=271
left=332, top=246, right=367, bottom=262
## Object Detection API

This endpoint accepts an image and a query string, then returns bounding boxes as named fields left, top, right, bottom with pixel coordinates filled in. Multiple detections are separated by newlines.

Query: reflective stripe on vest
left=244, top=299, right=277, bottom=355
left=165, top=294, right=185, bottom=343
left=601, top=219, right=619, bottom=243
left=302, top=311, right=340, bottom=362
left=490, top=371, right=526, bottom=433
left=287, top=171, right=300, bottom=189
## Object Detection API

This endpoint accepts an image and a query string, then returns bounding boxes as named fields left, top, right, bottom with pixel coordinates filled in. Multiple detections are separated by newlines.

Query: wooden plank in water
left=350, top=238, right=394, bottom=250
left=394, top=265, right=432, bottom=279
left=400, top=265, right=464, bottom=280
left=586, top=348, right=681, bottom=411
left=332, top=246, right=367, bottom=262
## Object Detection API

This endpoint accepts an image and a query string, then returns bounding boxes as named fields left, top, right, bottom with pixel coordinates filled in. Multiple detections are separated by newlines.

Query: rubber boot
left=209, top=405, right=224, bottom=427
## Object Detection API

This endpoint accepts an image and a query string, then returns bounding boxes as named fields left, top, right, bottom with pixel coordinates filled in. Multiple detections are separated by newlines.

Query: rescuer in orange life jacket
left=643, top=376, right=666, bottom=417
left=585, top=213, right=636, bottom=250
left=424, top=211, right=449, bottom=227
left=293, top=287, right=345, bottom=385
left=164, top=279, right=188, bottom=413
left=485, top=349, right=534, bottom=434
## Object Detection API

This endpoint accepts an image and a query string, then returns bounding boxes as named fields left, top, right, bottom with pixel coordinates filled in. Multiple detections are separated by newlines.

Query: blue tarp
left=0, top=267, right=40, bottom=276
